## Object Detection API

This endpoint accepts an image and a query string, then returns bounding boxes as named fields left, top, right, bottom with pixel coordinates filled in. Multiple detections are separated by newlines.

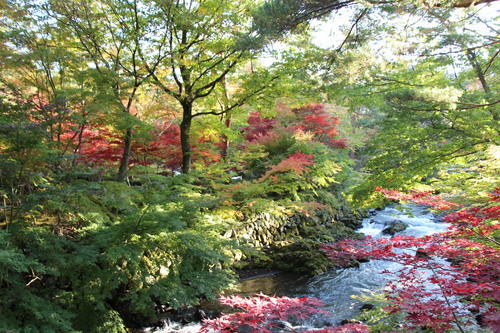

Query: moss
left=267, top=239, right=335, bottom=275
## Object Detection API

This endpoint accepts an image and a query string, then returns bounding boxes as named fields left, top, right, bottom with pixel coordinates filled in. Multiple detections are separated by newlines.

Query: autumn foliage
left=259, top=151, right=315, bottom=182
left=243, top=112, right=277, bottom=142
left=243, top=105, right=347, bottom=150
left=12, top=100, right=347, bottom=176
left=200, top=294, right=368, bottom=333
left=323, top=187, right=500, bottom=332
left=292, top=105, right=347, bottom=149
left=202, top=187, right=499, bottom=333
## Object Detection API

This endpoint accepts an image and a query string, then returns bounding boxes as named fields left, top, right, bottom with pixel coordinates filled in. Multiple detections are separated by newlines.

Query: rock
left=382, top=220, right=408, bottom=235
left=167, top=306, right=209, bottom=324
left=416, top=248, right=430, bottom=259
left=340, top=319, right=362, bottom=325
left=475, top=314, right=485, bottom=327
left=360, top=303, right=375, bottom=311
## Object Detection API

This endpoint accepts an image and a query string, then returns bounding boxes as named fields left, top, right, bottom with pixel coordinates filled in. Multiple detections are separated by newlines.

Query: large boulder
left=382, top=220, right=408, bottom=235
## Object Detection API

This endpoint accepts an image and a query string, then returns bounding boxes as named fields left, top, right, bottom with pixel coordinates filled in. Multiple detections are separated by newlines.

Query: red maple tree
left=259, top=151, right=316, bottom=182
left=242, top=112, right=277, bottom=142
left=322, top=187, right=500, bottom=332
left=292, top=104, right=347, bottom=149
left=200, top=294, right=369, bottom=333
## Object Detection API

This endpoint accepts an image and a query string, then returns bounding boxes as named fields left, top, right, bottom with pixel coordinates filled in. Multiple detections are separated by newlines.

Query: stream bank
left=142, top=204, right=445, bottom=332
left=228, top=205, right=365, bottom=276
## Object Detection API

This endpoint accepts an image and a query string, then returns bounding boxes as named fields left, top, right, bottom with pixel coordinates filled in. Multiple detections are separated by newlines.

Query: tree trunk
left=349, top=111, right=357, bottom=159
left=180, top=102, right=193, bottom=174
left=220, top=75, right=231, bottom=160
left=465, top=48, right=490, bottom=94
left=221, top=113, right=232, bottom=160
left=117, top=127, right=133, bottom=181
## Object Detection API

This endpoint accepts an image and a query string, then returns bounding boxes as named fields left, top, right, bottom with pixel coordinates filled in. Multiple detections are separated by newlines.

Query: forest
left=0, top=0, right=498, bottom=332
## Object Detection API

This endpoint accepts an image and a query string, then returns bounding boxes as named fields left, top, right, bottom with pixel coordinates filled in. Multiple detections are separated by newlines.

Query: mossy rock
left=267, top=239, right=335, bottom=275
left=299, top=223, right=360, bottom=243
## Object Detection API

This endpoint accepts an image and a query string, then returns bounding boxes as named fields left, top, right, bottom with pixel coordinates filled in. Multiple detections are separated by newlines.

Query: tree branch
left=483, top=47, right=500, bottom=75
left=192, top=76, right=279, bottom=118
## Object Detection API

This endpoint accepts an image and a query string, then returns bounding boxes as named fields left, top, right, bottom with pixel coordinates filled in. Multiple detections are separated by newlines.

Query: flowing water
left=145, top=204, right=447, bottom=332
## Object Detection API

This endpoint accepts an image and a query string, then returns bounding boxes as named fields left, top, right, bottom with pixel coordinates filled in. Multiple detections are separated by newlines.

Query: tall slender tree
left=43, top=0, right=153, bottom=181
left=139, top=0, right=270, bottom=173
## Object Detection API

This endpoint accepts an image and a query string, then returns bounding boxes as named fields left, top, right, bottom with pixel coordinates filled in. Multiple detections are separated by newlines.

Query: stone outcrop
left=224, top=207, right=363, bottom=247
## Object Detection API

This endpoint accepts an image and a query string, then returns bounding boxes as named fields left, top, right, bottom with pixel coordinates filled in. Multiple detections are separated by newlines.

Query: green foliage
left=353, top=97, right=497, bottom=202
left=89, top=310, right=126, bottom=333
left=346, top=3, right=499, bottom=207
left=243, top=144, right=342, bottom=203
left=0, top=90, right=48, bottom=178
left=228, top=105, right=349, bottom=207
left=351, top=293, right=406, bottom=332
left=0, top=174, right=241, bottom=331
left=350, top=54, right=498, bottom=205
left=251, top=0, right=352, bottom=45
left=427, top=146, right=500, bottom=205
left=0, top=228, right=81, bottom=332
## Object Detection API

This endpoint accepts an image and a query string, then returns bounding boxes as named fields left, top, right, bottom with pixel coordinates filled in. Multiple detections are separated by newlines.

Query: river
left=145, top=204, right=447, bottom=332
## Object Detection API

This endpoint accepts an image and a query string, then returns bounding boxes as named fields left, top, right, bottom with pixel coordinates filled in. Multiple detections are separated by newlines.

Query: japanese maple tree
left=292, top=104, right=347, bottom=149
left=200, top=293, right=368, bottom=333
left=243, top=112, right=277, bottom=142
left=322, top=187, right=500, bottom=332
left=71, top=122, right=223, bottom=172
left=259, top=151, right=316, bottom=182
